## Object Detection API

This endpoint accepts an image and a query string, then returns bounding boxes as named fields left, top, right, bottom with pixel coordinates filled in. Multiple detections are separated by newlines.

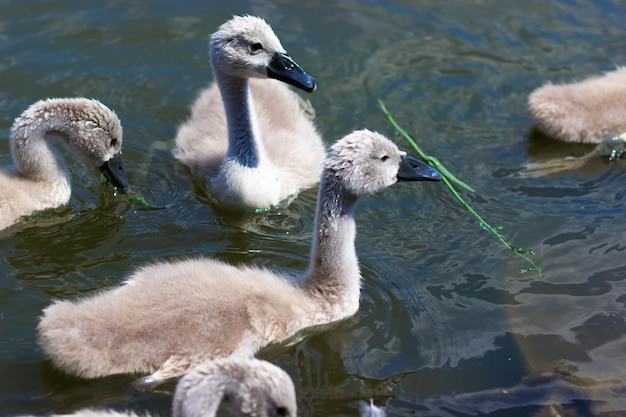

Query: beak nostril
left=266, top=51, right=316, bottom=93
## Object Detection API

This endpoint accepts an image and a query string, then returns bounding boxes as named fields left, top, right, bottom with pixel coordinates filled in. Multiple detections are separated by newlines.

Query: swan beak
left=267, top=51, right=317, bottom=93
left=99, top=153, right=130, bottom=191
left=397, top=155, right=442, bottom=182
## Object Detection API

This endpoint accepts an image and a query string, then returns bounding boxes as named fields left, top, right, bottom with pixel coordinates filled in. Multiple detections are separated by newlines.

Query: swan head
left=62, top=98, right=130, bottom=191
left=174, top=358, right=297, bottom=417
left=326, top=129, right=441, bottom=196
left=209, top=15, right=316, bottom=93
left=12, top=98, right=130, bottom=191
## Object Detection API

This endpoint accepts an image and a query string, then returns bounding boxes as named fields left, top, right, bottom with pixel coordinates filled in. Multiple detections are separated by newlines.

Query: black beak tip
left=397, top=155, right=442, bottom=182
left=99, top=154, right=130, bottom=192
left=304, top=78, right=317, bottom=93
left=117, top=181, right=131, bottom=192
left=267, top=51, right=317, bottom=93
left=427, top=170, right=442, bottom=181
left=419, top=165, right=442, bottom=181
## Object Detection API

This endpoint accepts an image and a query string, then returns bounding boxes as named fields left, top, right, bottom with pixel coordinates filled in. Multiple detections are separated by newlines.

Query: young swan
left=38, top=129, right=441, bottom=387
left=0, top=98, right=130, bottom=230
left=173, top=15, right=325, bottom=210
left=528, top=67, right=626, bottom=143
left=15, top=359, right=296, bottom=417
left=173, top=358, right=296, bottom=417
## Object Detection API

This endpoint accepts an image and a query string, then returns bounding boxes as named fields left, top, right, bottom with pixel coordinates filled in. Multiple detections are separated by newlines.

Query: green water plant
left=378, top=99, right=542, bottom=277
left=126, top=190, right=161, bottom=210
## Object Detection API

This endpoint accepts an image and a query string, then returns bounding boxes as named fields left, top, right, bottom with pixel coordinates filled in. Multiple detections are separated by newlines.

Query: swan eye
left=380, top=155, right=389, bottom=162
left=110, top=138, right=118, bottom=147
left=275, top=407, right=289, bottom=417
left=250, top=42, right=264, bottom=53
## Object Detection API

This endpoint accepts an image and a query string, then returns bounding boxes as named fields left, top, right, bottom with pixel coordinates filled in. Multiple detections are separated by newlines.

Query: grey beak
left=267, top=51, right=316, bottom=93
left=397, top=155, right=442, bottom=182
left=99, top=153, right=130, bottom=191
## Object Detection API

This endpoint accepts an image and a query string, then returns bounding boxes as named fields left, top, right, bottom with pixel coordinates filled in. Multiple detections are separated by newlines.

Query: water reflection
left=2, top=0, right=626, bottom=416
left=519, top=130, right=626, bottom=179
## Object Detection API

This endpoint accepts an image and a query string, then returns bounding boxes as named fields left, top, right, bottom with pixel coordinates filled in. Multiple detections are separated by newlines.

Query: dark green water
left=2, top=0, right=626, bottom=416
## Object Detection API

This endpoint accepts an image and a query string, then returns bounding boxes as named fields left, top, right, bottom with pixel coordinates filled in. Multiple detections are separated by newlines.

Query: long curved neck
left=302, top=169, right=361, bottom=312
left=10, top=108, right=72, bottom=184
left=215, top=70, right=267, bottom=168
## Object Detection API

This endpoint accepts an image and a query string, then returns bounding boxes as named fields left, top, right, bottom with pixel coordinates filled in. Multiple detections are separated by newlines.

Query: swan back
left=174, top=358, right=296, bottom=417
left=528, top=67, right=626, bottom=143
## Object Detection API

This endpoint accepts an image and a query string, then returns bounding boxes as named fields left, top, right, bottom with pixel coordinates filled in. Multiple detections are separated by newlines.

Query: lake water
left=1, top=0, right=626, bottom=416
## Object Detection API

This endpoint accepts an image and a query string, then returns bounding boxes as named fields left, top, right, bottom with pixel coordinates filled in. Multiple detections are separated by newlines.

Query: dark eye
left=251, top=42, right=263, bottom=52
left=275, top=407, right=289, bottom=417
left=380, top=155, right=389, bottom=162
left=110, top=138, right=118, bottom=147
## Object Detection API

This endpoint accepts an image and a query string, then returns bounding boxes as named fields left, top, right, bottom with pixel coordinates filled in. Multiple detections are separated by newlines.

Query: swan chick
left=1, top=98, right=129, bottom=230
left=174, top=358, right=296, bottom=417
left=38, top=129, right=441, bottom=386
left=173, top=15, right=325, bottom=210
left=528, top=67, right=626, bottom=144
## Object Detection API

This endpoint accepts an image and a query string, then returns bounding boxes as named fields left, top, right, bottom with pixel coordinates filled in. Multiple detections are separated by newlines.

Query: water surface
left=1, top=0, right=626, bottom=416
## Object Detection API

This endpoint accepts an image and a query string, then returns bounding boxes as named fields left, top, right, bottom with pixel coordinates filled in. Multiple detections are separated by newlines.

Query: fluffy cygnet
left=0, top=98, right=129, bottom=230
left=528, top=67, right=626, bottom=143
left=173, top=15, right=325, bottom=210
left=38, top=129, right=441, bottom=387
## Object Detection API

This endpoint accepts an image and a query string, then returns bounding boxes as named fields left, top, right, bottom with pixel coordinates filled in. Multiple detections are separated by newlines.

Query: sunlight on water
left=1, top=0, right=626, bottom=416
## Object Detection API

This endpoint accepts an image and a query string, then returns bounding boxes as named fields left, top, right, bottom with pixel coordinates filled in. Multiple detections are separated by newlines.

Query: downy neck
left=215, top=70, right=268, bottom=169
left=302, top=169, right=362, bottom=313
left=10, top=108, right=72, bottom=185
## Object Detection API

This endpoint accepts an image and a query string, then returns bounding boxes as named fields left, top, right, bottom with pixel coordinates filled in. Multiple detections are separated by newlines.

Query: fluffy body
left=0, top=98, right=124, bottom=230
left=173, top=16, right=325, bottom=209
left=528, top=67, right=626, bottom=143
left=39, top=260, right=336, bottom=382
left=38, top=130, right=438, bottom=385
